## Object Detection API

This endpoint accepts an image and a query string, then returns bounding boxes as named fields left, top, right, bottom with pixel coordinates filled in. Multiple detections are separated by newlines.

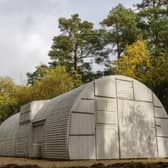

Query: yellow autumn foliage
left=113, top=40, right=152, bottom=83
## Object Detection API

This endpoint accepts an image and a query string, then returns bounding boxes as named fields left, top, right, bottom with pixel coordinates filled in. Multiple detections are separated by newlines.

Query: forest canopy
left=0, top=0, right=167, bottom=123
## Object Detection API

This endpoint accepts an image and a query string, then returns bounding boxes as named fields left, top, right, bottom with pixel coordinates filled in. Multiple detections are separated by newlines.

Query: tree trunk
left=74, top=44, right=78, bottom=71
left=116, top=24, right=121, bottom=59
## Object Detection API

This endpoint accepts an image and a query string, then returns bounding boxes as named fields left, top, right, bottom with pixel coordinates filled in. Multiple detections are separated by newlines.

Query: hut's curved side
left=39, top=86, right=84, bottom=159
left=0, top=113, right=19, bottom=156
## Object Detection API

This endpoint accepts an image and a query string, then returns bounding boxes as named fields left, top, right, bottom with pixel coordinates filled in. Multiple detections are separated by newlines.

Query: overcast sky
left=0, top=0, right=140, bottom=84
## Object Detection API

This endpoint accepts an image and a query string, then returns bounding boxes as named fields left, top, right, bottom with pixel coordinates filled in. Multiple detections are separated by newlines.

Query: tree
left=27, top=64, right=49, bottom=85
left=102, top=4, right=141, bottom=59
left=32, top=66, right=81, bottom=100
left=112, top=40, right=152, bottom=82
left=0, top=77, right=18, bottom=123
left=137, top=0, right=168, bottom=56
left=148, top=53, right=168, bottom=111
left=49, top=14, right=107, bottom=82
left=14, top=86, right=33, bottom=107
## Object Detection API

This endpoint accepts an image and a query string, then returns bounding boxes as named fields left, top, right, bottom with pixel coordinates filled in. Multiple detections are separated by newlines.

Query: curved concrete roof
left=0, top=113, right=19, bottom=140
left=32, top=85, right=84, bottom=122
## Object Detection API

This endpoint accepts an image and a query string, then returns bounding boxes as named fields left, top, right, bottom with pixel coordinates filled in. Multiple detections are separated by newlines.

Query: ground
left=0, top=157, right=168, bottom=168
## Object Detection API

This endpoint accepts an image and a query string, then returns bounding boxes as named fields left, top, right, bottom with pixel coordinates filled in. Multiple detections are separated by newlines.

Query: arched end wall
left=0, top=113, right=19, bottom=156
left=68, top=75, right=168, bottom=159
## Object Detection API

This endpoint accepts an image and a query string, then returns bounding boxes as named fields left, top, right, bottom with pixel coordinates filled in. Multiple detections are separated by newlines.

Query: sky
left=0, top=0, right=140, bottom=84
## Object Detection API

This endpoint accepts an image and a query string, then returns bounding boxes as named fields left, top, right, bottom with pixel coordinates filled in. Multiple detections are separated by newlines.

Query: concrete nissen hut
left=0, top=75, right=168, bottom=159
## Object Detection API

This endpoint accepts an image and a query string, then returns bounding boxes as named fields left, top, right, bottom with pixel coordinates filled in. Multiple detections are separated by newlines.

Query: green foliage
left=0, top=77, right=18, bottom=123
left=102, top=4, right=141, bottom=59
left=27, top=64, right=49, bottom=85
left=0, top=66, right=81, bottom=124
left=137, top=0, right=168, bottom=55
left=148, top=53, right=168, bottom=111
left=32, top=66, right=81, bottom=100
left=49, top=14, right=107, bottom=82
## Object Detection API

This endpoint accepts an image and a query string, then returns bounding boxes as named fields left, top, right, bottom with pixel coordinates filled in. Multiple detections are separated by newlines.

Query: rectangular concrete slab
left=154, top=107, right=168, bottom=118
left=157, top=137, right=168, bottom=157
left=156, top=118, right=168, bottom=137
left=135, top=101, right=155, bottom=122
left=71, top=99, right=95, bottom=114
left=96, top=111, right=117, bottom=124
left=96, top=98, right=117, bottom=112
left=153, top=94, right=163, bottom=107
left=96, top=125, right=119, bottom=159
left=134, top=81, right=152, bottom=102
left=116, top=79, right=133, bottom=100
left=70, top=113, right=95, bottom=135
left=69, top=136, right=96, bottom=159
left=80, top=83, right=95, bottom=99
left=118, top=100, right=155, bottom=123
left=118, top=99, right=157, bottom=158
left=95, top=77, right=116, bottom=98
left=16, top=137, right=29, bottom=157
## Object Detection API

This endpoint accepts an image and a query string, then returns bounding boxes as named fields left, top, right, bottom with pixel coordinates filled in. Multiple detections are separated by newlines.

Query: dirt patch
left=68, top=162, right=168, bottom=168
left=0, top=165, right=40, bottom=168
left=1, top=157, right=168, bottom=168
left=1, top=162, right=168, bottom=168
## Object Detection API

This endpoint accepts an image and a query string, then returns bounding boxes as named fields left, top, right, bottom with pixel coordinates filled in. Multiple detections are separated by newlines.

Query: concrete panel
left=71, top=99, right=95, bottom=114
left=95, top=77, right=116, bottom=98
left=69, top=136, right=95, bottom=159
left=153, top=94, right=163, bottom=107
left=70, top=113, right=95, bottom=134
left=157, top=137, right=168, bottom=157
left=69, top=136, right=80, bottom=159
left=96, top=98, right=117, bottom=112
left=155, top=107, right=168, bottom=118
left=116, top=75, right=134, bottom=81
left=116, top=80, right=133, bottom=99
left=20, top=103, right=31, bottom=124
left=135, top=101, right=154, bottom=122
left=134, top=81, right=152, bottom=102
left=16, top=137, right=28, bottom=157
left=96, top=125, right=119, bottom=159
left=96, top=112, right=117, bottom=124
left=118, top=100, right=157, bottom=158
left=32, top=124, right=44, bottom=144
left=31, top=101, right=48, bottom=120
left=20, top=112, right=30, bottom=124
left=79, top=136, right=96, bottom=159
left=118, top=100, right=154, bottom=123
left=156, top=119, right=168, bottom=137
left=80, top=83, right=94, bottom=99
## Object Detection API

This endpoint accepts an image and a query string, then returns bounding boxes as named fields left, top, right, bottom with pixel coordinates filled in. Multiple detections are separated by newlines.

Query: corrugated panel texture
left=15, top=123, right=32, bottom=157
left=43, top=87, right=84, bottom=159
left=0, top=113, right=19, bottom=156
